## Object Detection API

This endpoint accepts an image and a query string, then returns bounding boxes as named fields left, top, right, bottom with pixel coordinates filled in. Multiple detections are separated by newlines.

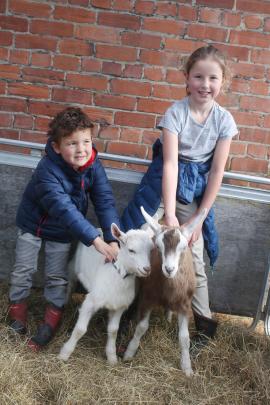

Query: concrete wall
left=1, top=163, right=269, bottom=318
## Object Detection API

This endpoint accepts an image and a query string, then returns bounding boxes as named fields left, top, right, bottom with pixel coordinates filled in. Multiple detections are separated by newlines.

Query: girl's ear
left=52, top=141, right=60, bottom=154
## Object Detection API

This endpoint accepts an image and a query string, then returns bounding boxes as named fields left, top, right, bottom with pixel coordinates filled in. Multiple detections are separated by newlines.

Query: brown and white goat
left=124, top=207, right=207, bottom=377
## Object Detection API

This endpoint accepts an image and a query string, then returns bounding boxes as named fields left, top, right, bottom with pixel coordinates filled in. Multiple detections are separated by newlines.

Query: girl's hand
left=92, top=237, right=118, bottom=262
left=188, top=223, right=203, bottom=246
left=164, top=214, right=179, bottom=227
left=109, top=241, right=119, bottom=258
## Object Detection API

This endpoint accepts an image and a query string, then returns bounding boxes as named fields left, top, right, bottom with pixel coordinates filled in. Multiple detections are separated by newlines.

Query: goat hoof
left=182, top=367, right=193, bottom=377
left=107, top=356, right=118, bottom=366
left=58, top=348, right=71, bottom=361
left=123, top=351, right=134, bottom=361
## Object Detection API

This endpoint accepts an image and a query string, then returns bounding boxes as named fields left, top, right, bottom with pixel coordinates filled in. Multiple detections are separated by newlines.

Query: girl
left=121, top=45, right=238, bottom=351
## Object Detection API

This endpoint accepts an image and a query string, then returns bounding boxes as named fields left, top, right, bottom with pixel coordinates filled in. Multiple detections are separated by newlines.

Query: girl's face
left=53, top=128, right=93, bottom=170
left=186, top=58, right=223, bottom=105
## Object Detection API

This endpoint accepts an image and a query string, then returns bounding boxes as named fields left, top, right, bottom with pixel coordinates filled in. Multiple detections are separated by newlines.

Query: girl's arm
left=162, top=129, right=179, bottom=227
left=189, top=136, right=233, bottom=244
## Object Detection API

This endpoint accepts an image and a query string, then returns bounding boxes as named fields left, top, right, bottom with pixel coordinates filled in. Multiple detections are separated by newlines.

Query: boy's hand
left=92, top=237, right=118, bottom=262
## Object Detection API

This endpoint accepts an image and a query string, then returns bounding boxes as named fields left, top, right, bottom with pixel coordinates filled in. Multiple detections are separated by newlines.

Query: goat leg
left=123, top=310, right=151, bottom=360
left=178, top=313, right=193, bottom=377
left=58, top=293, right=96, bottom=361
left=106, top=308, right=125, bottom=365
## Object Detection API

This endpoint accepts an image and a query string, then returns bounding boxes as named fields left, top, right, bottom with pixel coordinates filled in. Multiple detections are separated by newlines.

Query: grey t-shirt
left=158, top=97, right=238, bottom=162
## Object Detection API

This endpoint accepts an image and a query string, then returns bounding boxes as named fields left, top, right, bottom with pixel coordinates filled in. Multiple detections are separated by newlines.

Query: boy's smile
left=52, top=128, right=93, bottom=170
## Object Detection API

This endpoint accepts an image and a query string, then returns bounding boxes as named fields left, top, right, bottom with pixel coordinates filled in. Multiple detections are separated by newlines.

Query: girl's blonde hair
left=183, top=45, right=230, bottom=93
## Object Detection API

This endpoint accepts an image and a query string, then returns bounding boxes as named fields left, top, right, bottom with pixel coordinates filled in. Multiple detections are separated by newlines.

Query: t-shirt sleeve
left=157, top=103, right=182, bottom=136
left=219, top=110, right=238, bottom=139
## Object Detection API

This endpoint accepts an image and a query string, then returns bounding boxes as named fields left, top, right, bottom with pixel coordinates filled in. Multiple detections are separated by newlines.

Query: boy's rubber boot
left=8, top=301, right=28, bottom=335
left=28, top=304, right=63, bottom=352
left=190, top=312, right=218, bottom=355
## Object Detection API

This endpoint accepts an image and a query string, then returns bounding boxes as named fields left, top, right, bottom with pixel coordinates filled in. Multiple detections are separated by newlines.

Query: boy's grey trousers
left=9, top=230, right=71, bottom=308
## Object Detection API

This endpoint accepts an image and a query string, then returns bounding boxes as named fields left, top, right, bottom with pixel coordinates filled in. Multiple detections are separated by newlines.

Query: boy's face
left=52, top=128, right=93, bottom=170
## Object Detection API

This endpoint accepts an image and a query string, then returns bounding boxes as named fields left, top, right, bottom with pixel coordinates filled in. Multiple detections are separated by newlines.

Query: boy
left=8, top=107, right=120, bottom=351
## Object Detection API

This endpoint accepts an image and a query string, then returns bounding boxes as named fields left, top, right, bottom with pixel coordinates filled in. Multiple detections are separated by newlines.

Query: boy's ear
left=52, top=141, right=60, bottom=154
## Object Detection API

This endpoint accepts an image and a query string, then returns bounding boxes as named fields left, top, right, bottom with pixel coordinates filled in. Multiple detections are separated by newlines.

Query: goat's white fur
left=124, top=207, right=207, bottom=377
left=58, top=223, right=154, bottom=365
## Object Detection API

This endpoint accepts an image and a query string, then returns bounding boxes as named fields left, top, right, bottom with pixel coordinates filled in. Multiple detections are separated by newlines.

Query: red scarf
left=78, top=149, right=96, bottom=172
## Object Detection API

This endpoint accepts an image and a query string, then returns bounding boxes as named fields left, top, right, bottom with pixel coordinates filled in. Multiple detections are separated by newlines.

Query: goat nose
left=165, top=266, right=173, bottom=274
left=143, top=266, right=151, bottom=274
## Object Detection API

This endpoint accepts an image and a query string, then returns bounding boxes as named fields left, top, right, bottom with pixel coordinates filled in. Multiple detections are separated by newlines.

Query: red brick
left=0, top=128, right=19, bottom=140
left=75, top=25, right=120, bottom=44
left=59, top=39, right=93, bottom=56
left=21, top=130, right=47, bottom=144
left=102, top=61, right=122, bottom=76
left=52, top=88, right=92, bottom=105
left=113, top=0, right=133, bottom=11
left=94, top=94, right=136, bottom=110
left=107, top=141, right=147, bottom=159
left=232, top=111, right=262, bottom=127
left=0, top=48, right=8, bottom=62
left=0, top=97, right=27, bottom=113
left=16, top=34, right=57, bottom=51
left=34, top=116, right=51, bottom=132
left=166, top=69, right=185, bottom=84
left=66, top=73, right=108, bottom=91
left=217, top=44, right=249, bottom=61
left=241, top=96, right=270, bottom=113
left=98, top=12, right=141, bottom=30
left=30, top=20, right=73, bottom=37
left=0, top=16, right=28, bottom=31
left=53, top=55, right=79, bottom=71
left=140, top=50, right=178, bottom=67
left=236, top=0, right=270, bottom=14
left=120, top=127, right=142, bottom=143
left=54, top=6, right=96, bottom=23
left=96, top=44, right=137, bottom=62
left=69, top=0, right=89, bottom=5
left=164, top=38, right=202, bottom=53
left=231, top=156, right=268, bottom=175
left=187, top=24, right=227, bottom=42
left=197, top=0, right=234, bottom=8
left=251, top=49, right=270, bottom=65
left=137, top=98, right=171, bottom=114
left=99, top=126, right=120, bottom=140
left=0, top=112, right=12, bottom=127
left=29, top=101, right=66, bottom=117
left=83, top=106, right=113, bottom=125
left=250, top=81, right=269, bottom=96
left=244, top=15, right=262, bottom=30
left=90, top=0, right=112, bottom=9
left=8, top=83, right=49, bottom=99
left=121, top=32, right=161, bottom=49
left=31, top=53, right=51, bottom=68
left=230, top=141, right=246, bottom=155
left=230, top=30, right=269, bottom=48
left=135, top=1, right=155, bottom=15
left=0, top=31, right=13, bottom=46
left=247, top=144, right=267, bottom=159
left=231, top=78, right=250, bottom=94
left=0, top=65, right=20, bottom=80
left=216, top=93, right=239, bottom=108
left=0, top=82, right=6, bottom=94
left=14, top=114, right=33, bottom=129
left=152, top=84, right=186, bottom=99
left=114, top=111, right=155, bottom=128
left=82, top=58, right=102, bottom=73
left=265, top=18, right=270, bottom=32
left=263, top=115, right=270, bottom=128
left=9, top=50, right=29, bottom=65
left=222, top=12, right=241, bottom=27
left=232, top=62, right=265, bottom=80
left=199, top=9, right=221, bottom=24
left=239, top=127, right=268, bottom=143
left=0, top=0, right=6, bottom=12
left=142, top=129, right=159, bottom=145
left=144, top=67, right=164, bottom=82
left=178, top=5, right=197, bottom=21
left=22, top=67, right=64, bottom=85
left=9, top=0, right=52, bottom=17
left=143, top=18, right=185, bottom=35
left=156, top=2, right=177, bottom=17
left=111, top=79, right=151, bottom=97
left=123, top=64, right=143, bottom=79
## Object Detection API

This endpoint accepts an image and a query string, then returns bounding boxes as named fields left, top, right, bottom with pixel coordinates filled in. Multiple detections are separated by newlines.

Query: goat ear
left=181, top=208, right=208, bottom=240
left=140, top=206, right=161, bottom=233
left=111, top=223, right=126, bottom=244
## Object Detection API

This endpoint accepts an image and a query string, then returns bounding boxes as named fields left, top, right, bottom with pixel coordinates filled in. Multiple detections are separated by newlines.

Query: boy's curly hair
left=47, top=107, right=94, bottom=143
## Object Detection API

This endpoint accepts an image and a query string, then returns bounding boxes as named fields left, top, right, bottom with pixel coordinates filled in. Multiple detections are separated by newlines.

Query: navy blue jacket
left=16, top=139, right=120, bottom=245
left=121, top=139, right=219, bottom=266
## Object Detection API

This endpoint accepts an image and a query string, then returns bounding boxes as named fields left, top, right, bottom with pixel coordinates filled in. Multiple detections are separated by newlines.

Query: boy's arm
left=89, top=159, right=120, bottom=242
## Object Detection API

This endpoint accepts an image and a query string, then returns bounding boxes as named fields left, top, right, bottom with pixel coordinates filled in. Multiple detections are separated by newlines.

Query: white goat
left=124, top=207, right=207, bottom=377
left=58, top=223, right=154, bottom=365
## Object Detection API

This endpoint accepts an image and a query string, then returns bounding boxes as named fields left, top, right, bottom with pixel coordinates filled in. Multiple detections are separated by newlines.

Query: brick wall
left=0, top=0, right=270, bottom=186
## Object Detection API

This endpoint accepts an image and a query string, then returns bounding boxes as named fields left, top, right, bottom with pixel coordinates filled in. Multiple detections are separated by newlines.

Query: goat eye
left=128, top=249, right=136, bottom=254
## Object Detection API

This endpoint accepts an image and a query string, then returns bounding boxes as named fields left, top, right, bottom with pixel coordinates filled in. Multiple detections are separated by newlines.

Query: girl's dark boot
left=8, top=301, right=28, bottom=335
left=28, top=304, right=63, bottom=352
left=190, top=312, right=218, bottom=355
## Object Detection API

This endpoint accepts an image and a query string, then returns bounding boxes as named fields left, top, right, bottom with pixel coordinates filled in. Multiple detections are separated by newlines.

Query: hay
left=0, top=282, right=269, bottom=405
